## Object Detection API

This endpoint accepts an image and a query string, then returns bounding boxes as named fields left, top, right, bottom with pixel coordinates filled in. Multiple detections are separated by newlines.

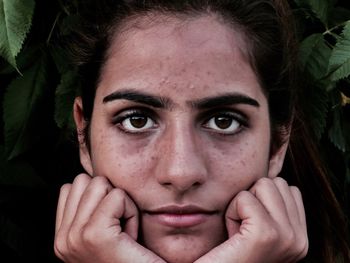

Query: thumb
left=196, top=191, right=269, bottom=263
left=225, top=199, right=241, bottom=238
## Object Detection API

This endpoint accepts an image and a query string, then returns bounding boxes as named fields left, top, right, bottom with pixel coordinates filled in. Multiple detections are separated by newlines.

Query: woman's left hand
left=195, top=177, right=308, bottom=263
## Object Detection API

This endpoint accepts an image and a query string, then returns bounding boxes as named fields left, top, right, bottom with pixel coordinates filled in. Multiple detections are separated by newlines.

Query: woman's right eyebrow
left=103, top=89, right=172, bottom=109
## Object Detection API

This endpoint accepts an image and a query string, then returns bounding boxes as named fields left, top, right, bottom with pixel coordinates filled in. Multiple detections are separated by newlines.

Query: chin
left=143, top=232, right=225, bottom=263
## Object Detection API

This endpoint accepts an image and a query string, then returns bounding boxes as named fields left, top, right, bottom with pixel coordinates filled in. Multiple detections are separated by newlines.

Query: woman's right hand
left=54, top=173, right=165, bottom=263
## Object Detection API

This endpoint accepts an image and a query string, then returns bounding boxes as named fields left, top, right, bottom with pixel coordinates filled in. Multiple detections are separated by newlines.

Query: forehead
left=98, top=13, right=262, bottom=102
left=110, top=13, right=248, bottom=59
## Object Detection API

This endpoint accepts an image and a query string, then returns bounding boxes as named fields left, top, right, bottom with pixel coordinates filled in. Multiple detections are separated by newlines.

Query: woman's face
left=75, top=14, right=287, bottom=263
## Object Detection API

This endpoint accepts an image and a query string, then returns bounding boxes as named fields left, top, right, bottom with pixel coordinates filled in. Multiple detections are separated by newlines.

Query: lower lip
left=147, top=213, right=211, bottom=228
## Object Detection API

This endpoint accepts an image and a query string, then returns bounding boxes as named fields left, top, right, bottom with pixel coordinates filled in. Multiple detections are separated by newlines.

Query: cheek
left=90, top=128, right=158, bottom=190
left=207, top=139, right=270, bottom=192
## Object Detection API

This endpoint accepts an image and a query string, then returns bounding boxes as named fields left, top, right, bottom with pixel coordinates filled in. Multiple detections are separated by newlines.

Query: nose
left=155, top=123, right=208, bottom=193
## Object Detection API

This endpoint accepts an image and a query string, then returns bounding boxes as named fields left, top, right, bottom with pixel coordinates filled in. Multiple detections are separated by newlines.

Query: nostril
left=192, top=181, right=201, bottom=188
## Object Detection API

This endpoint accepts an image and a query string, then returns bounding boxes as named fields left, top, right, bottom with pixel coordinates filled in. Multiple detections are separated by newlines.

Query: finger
left=250, top=178, right=290, bottom=226
left=290, top=186, right=308, bottom=260
left=290, top=186, right=307, bottom=234
left=81, top=189, right=164, bottom=263
left=55, top=184, right=71, bottom=235
left=89, top=188, right=139, bottom=240
left=206, top=191, right=273, bottom=263
left=70, top=176, right=113, bottom=232
left=273, top=178, right=300, bottom=228
left=225, top=190, right=271, bottom=234
left=59, top=174, right=91, bottom=232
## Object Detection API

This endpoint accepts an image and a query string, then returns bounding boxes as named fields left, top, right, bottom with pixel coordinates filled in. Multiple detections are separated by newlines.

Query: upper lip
left=145, top=205, right=217, bottom=215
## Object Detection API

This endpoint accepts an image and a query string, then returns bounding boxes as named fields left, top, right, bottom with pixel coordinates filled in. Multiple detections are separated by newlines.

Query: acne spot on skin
left=252, top=151, right=257, bottom=158
left=188, top=83, right=195, bottom=90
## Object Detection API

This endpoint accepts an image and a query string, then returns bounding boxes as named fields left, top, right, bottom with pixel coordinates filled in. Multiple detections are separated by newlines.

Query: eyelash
left=112, top=108, right=158, bottom=134
left=112, top=108, right=248, bottom=135
left=201, top=109, right=248, bottom=136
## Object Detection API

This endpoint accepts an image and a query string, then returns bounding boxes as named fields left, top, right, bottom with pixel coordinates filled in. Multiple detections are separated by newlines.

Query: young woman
left=54, top=0, right=350, bottom=262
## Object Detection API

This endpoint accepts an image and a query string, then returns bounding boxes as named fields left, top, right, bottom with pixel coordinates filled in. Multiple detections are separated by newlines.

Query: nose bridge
left=156, top=118, right=208, bottom=192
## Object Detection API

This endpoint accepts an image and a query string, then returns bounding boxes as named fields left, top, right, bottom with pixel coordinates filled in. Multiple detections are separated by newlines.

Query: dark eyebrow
left=190, top=93, right=260, bottom=109
left=103, top=89, right=172, bottom=109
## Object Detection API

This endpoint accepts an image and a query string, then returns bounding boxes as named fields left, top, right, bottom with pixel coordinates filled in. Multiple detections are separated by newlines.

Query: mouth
left=144, top=205, right=218, bottom=228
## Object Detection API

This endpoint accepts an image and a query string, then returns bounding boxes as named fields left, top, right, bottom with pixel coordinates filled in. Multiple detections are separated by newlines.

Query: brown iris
left=130, top=116, right=148, bottom=128
left=215, top=116, right=233, bottom=129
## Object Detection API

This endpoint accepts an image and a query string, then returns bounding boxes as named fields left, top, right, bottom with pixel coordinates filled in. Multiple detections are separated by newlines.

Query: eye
left=113, top=109, right=158, bottom=133
left=203, top=113, right=243, bottom=134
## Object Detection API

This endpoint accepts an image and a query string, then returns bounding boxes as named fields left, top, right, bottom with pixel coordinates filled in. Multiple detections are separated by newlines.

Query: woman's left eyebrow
left=189, top=93, right=260, bottom=109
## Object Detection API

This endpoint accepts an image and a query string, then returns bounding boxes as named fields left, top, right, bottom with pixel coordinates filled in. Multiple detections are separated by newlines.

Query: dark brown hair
left=70, top=0, right=350, bottom=261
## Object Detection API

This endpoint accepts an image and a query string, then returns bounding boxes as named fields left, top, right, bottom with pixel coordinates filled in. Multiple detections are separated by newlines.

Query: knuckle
left=256, top=177, right=273, bottom=188
left=109, top=187, right=125, bottom=198
left=296, top=235, right=309, bottom=257
left=91, top=175, right=109, bottom=186
left=258, top=226, right=279, bottom=245
left=89, top=176, right=111, bottom=195
left=54, top=232, right=68, bottom=258
left=283, top=228, right=296, bottom=249
left=73, top=173, right=91, bottom=185
left=235, top=190, right=250, bottom=199
left=290, top=186, right=302, bottom=197
left=273, top=177, right=288, bottom=186
left=60, top=183, right=71, bottom=194
left=234, top=191, right=253, bottom=207
left=67, top=229, right=81, bottom=253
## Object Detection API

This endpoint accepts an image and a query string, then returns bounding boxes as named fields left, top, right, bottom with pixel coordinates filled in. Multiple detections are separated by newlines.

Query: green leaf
left=304, top=83, right=329, bottom=139
left=328, top=93, right=347, bottom=152
left=328, top=111, right=347, bottom=152
left=55, top=70, right=79, bottom=129
left=0, top=0, right=35, bottom=69
left=294, top=0, right=330, bottom=25
left=3, top=53, right=48, bottom=160
left=328, top=21, right=350, bottom=81
left=299, top=33, right=332, bottom=80
left=50, top=46, right=79, bottom=129
left=0, top=45, right=40, bottom=75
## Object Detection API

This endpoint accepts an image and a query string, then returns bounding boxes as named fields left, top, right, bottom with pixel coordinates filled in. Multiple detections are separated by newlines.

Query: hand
left=54, top=174, right=165, bottom=263
left=195, top=177, right=308, bottom=263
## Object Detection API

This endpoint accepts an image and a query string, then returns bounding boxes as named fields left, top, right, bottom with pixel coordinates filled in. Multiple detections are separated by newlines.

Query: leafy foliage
left=3, top=52, right=48, bottom=159
left=0, top=0, right=349, bottom=262
left=299, top=33, right=331, bottom=80
left=328, top=21, right=350, bottom=82
left=0, top=0, right=35, bottom=69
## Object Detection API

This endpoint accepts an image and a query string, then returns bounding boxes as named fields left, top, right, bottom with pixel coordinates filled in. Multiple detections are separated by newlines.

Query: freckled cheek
left=207, top=143, right=269, bottom=192
left=90, top=131, right=158, bottom=190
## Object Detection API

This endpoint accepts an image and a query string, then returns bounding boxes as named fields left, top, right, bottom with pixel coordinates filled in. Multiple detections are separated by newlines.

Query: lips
left=144, top=205, right=217, bottom=228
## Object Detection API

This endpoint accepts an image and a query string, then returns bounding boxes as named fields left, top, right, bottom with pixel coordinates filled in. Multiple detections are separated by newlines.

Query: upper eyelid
left=198, top=108, right=248, bottom=122
left=112, top=107, right=158, bottom=120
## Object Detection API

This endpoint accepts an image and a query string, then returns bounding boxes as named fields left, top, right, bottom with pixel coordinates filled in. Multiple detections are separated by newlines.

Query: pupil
left=215, top=116, right=232, bottom=129
left=130, top=116, right=147, bottom=128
